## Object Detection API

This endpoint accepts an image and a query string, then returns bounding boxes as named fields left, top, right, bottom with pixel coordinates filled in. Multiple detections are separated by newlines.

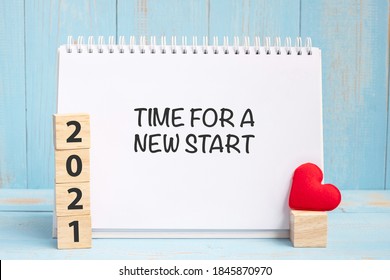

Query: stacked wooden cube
left=290, top=210, right=327, bottom=248
left=54, top=114, right=92, bottom=249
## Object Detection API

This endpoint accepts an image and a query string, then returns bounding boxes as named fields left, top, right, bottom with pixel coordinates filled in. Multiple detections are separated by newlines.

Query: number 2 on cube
left=66, top=120, right=82, bottom=143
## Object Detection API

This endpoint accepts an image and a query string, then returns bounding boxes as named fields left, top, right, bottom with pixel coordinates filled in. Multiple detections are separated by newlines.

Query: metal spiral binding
left=264, top=37, right=271, bottom=55
left=160, top=36, right=166, bottom=54
left=274, top=37, right=281, bottom=55
left=77, top=36, right=83, bottom=53
left=213, top=36, right=219, bottom=54
left=285, top=37, right=292, bottom=55
left=139, top=36, right=146, bottom=53
left=65, top=36, right=314, bottom=55
left=88, top=36, right=94, bottom=53
left=295, top=37, right=303, bottom=55
left=233, top=36, right=240, bottom=54
left=118, top=36, right=125, bottom=53
left=244, top=36, right=250, bottom=54
left=150, top=36, right=156, bottom=54
left=108, top=36, right=115, bottom=53
left=129, top=36, right=135, bottom=53
left=192, top=36, right=198, bottom=54
left=254, top=36, right=260, bottom=54
left=66, top=36, right=73, bottom=53
left=98, top=36, right=104, bottom=53
left=223, top=36, right=229, bottom=54
left=181, top=36, right=187, bottom=54
left=305, top=37, right=312, bottom=55
left=202, top=36, right=208, bottom=54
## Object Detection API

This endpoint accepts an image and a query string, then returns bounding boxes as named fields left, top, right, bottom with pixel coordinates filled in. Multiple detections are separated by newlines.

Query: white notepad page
left=56, top=41, right=323, bottom=238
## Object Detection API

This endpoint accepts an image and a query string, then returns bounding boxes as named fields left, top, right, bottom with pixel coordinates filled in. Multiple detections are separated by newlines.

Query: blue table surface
left=0, top=189, right=389, bottom=260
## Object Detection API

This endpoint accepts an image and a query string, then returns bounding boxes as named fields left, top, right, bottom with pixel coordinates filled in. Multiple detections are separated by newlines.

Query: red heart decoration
left=289, top=163, right=341, bottom=211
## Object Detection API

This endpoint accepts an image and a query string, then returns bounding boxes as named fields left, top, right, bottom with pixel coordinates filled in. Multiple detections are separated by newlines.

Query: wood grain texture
left=301, top=0, right=389, bottom=190
left=117, top=0, right=208, bottom=44
left=209, top=0, right=300, bottom=41
left=0, top=0, right=27, bottom=188
left=25, top=0, right=116, bottom=189
left=55, top=149, right=90, bottom=183
left=336, top=190, right=390, bottom=213
left=0, top=189, right=53, bottom=212
left=55, top=182, right=90, bottom=216
left=54, top=114, right=90, bottom=150
left=290, top=210, right=327, bottom=248
left=57, top=214, right=91, bottom=249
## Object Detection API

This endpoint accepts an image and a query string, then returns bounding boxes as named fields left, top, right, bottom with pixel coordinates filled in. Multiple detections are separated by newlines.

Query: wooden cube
left=57, top=215, right=92, bottom=249
left=54, top=114, right=90, bottom=150
left=55, top=182, right=90, bottom=216
left=55, top=149, right=90, bottom=183
left=290, top=210, right=327, bottom=248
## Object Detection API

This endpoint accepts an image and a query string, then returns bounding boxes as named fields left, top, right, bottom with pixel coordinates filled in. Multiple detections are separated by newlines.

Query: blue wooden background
left=0, top=0, right=388, bottom=190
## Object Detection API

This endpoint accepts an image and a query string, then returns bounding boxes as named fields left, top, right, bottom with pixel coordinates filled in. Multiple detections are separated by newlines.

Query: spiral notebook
left=55, top=36, right=323, bottom=238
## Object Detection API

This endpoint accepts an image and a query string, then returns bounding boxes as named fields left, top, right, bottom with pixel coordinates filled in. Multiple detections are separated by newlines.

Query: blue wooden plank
left=117, top=0, right=208, bottom=44
left=336, top=191, right=390, bottom=213
left=25, top=0, right=116, bottom=189
left=1, top=188, right=387, bottom=214
left=209, top=0, right=300, bottom=41
left=387, top=2, right=390, bottom=190
left=0, top=189, right=388, bottom=259
left=301, top=1, right=389, bottom=190
left=0, top=210, right=389, bottom=259
left=0, top=0, right=27, bottom=188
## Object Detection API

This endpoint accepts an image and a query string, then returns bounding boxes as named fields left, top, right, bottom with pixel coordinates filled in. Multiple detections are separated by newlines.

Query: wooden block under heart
left=56, top=182, right=90, bottom=216
left=55, top=149, right=90, bottom=183
left=290, top=210, right=327, bottom=248
left=57, top=215, right=92, bottom=249
left=53, top=114, right=90, bottom=150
